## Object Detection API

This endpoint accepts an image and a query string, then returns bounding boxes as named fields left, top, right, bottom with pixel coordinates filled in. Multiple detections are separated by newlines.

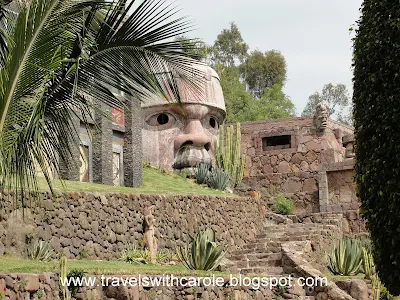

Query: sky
left=179, top=0, right=363, bottom=115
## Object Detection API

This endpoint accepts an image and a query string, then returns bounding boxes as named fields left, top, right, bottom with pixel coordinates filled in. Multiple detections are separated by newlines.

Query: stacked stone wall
left=0, top=192, right=269, bottom=260
left=0, top=272, right=346, bottom=300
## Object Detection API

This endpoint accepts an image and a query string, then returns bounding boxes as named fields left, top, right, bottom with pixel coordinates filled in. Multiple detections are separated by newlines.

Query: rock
left=278, top=161, right=291, bottom=173
left=18, top=275, right=40, bottom=292
left=291, top=153, right=305, bottom=164
left=303, top=178, right=317, bottom=192
left=349, top=279, right=369, bottom=300
left=104, top=285, right=129, bottom=300
left=316, top=292, right=328, bottom=300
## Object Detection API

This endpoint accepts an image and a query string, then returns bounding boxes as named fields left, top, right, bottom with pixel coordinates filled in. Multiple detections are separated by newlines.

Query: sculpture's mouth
left=172, top=145, right=212, bottom=170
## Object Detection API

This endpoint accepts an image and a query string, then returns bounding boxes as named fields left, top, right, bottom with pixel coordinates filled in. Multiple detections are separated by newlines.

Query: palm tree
left=0, top=0, right=204, bottom=206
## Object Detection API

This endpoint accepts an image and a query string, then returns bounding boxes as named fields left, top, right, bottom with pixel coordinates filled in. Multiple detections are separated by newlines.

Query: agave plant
left=120, top=244, right=151, bottom=264
left=194, top=163, right=210, bottom=184
left=328, top=238, right=362, bottom=276
left=27, top=240, right=54, bottom=262
left=176, top=228, right=224, bottom=271
left=0, top=0, right=205, bottom=206
left=207, top=167, right=230, bottom=191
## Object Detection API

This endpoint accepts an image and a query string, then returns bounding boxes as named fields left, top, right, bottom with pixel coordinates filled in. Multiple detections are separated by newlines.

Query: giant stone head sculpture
left=141, top=65, right=226, bottom=173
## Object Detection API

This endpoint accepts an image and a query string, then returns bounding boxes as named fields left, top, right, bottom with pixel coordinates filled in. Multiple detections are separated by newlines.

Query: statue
left=313, top=103, right=328, bottom=132
left=143, top=206, right=157, bottom=264
left=141, top=64, right=226, bottom=174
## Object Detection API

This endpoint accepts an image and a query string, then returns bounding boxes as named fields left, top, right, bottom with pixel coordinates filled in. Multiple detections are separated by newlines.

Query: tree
left=0, top=0, right=204, bottom=206
left=216, top=65, right=254, bottom=123
left=240, top=50, right=287, bottom=98
left=208, top=22, right=248, bottom=68
left=302, top=83, right=351, bottom=123
left=207, top=23, right=295, bottom=123
left=353, top=0, right=400, bottom=295
left=175, top=36, right=208, bottom=61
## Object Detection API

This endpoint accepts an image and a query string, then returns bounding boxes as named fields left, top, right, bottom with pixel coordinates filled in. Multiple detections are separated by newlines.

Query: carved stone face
left=141, top=65, right=226, bottom=172
left=314, top=103, right=328, bottom=132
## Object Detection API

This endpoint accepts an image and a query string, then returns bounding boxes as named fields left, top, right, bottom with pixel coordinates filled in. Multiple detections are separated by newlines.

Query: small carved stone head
left=313, top=103, right=328, bottom=132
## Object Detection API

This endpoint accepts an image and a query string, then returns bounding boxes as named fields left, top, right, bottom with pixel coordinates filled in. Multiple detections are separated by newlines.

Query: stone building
left=58, top=94, right=143, bottom=188
left=239, top=104, right=357, bottom=215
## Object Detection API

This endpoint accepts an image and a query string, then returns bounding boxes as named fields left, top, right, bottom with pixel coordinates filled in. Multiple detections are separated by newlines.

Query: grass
left=0, top=255, right=230, bottom=277
left=324, top=272, right=365, bottom=281
left=36, top=165, right=233, bottom=196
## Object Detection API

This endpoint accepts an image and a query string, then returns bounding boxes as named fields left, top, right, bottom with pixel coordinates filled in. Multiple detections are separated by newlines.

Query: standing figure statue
left=143, top=205, right=157, bottom=264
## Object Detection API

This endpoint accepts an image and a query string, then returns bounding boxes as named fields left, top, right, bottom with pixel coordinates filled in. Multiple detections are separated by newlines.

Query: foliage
left=207, top=22, right=248, bottom=68
left=328, top=238, right=362, bottom=276
left=206, top=23, right=295, bottom=123
left=121, top=244, right=151, bottom=264
left=240, top=50, right=287, bottom=98
left=156, top=249, right=178, bottom=264
left=207, top=167, right=230, bottom=191
left=0, top=0, right=205, bottom=208
left=175, top=36, right=208, bottom=61
left=27, top=240, right=54, bottom=262
left=216, top=65, right=254, bottom=123
left=176, top=228, right=224, bottom=271
left=214, top=124, right=245, bottom=188
left=352, top=0, right=400, bottom=294
left=270, top=195, right=294, bottom=215
left=121, top=245, right=176, bottom=265
left=194, top=163, right=210, bottom=185
left=302, top=83, right=351, bottom=124
left=66, top=269, right=84, bottom=296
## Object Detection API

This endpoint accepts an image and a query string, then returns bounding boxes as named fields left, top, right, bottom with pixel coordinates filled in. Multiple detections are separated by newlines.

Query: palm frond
left=0, top=0, right=206, bottom=209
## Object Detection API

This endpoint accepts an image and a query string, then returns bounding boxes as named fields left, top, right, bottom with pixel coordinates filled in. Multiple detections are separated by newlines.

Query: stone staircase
left=227, top=212, right=343, bottom=276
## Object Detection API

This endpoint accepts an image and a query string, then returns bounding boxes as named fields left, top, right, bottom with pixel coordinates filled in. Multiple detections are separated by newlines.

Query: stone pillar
left=59, top=115, right=81, bottom=181
left=92, top=103, right=113, bottom=185
left=123, top=97, right=143, bottom=187
left=318, top=171, right=329, bottom=212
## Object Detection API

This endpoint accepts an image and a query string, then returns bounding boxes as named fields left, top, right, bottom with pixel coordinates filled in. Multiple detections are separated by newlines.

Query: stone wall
left=239, top=117, right=349, bottom=179
left=0, top=272, right=339, bottom=300
left=244, top=172, right=319, bottom=214
left=0, top=192, right=269, bottom=260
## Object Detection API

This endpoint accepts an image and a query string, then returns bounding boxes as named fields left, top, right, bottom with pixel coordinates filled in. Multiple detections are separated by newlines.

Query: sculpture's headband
left=141, top=65, right=226, bottom=113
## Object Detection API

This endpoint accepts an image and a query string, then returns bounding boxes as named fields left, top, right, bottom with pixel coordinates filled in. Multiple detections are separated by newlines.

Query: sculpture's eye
left=202, top=115, right=221, bottom=133
left=146, top=112, right=176, bottom=129
left=157, top=113, right=169, bottom=125
left=209, top=117, right=218, bottom=129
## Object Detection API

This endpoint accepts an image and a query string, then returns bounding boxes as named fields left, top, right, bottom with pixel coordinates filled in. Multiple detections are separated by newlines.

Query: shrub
left=156, top=249, right=178, bottom=264
left=194, top=163, right=210, bottom=184
left=177, top=228, right=224, bottom=271
left=66, top=269, right=84, bottom=296
left=328, top=238, right=362, bottom=276
left=353, top=0, right=400, bottom=294
left=27, top=240, right=54, bottom=262
left=121, top=245, right=176, bottom=265
left=121, top=245, right=151, bottom=264
left=270, top=195, right=294, bottom=215
left=207, top=167, right=230, bottom=191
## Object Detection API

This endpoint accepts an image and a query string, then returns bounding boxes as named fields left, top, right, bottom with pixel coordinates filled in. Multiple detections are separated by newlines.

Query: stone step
left=239, top=266, right=284, bottom=275
left=248, top=258, right=282, bottom=268
left=229, top=252, right=281, bottom=262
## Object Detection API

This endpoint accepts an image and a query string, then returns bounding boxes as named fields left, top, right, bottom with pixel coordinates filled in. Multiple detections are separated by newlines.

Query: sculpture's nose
left=174, top=119, right=211, bottom=151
